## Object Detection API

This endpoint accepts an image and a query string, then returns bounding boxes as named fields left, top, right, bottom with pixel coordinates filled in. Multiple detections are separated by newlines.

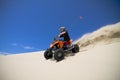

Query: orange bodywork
left=50, top=39, right=72, bottom=49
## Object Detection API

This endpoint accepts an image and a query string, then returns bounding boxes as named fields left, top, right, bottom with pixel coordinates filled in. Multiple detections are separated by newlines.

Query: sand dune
left=75, top=22, right=120, bottom=51
left=0, top=42, right=120, bottom=80
left=0, top=22, right=120, bottom=80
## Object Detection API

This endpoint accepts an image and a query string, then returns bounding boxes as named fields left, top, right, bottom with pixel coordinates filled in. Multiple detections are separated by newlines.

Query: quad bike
left=44, top=37, right=79, bottom=61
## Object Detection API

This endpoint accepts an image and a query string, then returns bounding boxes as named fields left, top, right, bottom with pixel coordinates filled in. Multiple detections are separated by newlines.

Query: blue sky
left=0, top=0, right=120, bottom=54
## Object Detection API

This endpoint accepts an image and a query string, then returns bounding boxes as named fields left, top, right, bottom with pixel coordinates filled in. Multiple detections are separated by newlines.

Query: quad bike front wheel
left=44, top=49, right=53, bottom=59
left=54, top=49, right=65, bottom=61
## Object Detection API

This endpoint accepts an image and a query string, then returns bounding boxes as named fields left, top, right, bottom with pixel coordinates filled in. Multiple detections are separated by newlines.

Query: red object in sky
left=79, top=16, right=83, bottom=19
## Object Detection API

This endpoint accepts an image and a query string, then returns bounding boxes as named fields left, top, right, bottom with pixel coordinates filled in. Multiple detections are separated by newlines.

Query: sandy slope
left=0, top=42, right=120, bottom=80
left=75, top=22, right=120, bottom=51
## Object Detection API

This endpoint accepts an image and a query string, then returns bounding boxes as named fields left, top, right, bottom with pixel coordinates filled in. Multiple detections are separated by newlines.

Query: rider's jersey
left=59, top=31, right=70, bottom=42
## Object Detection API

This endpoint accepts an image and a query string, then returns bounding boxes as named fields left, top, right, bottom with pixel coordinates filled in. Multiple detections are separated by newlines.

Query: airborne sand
left=0, top=22, right=120, bottom=80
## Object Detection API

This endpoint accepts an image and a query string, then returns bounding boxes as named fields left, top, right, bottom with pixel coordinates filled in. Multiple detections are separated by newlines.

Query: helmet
left=59, top=27, right=66, bottom=32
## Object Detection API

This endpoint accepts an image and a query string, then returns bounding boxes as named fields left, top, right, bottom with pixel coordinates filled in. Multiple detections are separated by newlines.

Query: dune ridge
left=75, top=22, right=120, bottom=51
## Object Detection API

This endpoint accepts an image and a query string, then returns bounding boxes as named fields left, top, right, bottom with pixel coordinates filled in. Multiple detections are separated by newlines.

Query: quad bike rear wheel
left=54, top=49, right=65, bottom=61
left=72, top=44, right=79, bottom=53
left=44, top=49, right=53, bottom=59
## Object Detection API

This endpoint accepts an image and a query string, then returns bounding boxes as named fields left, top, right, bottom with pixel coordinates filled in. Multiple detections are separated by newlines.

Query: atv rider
left=58, top=27, right=71, bottom=47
